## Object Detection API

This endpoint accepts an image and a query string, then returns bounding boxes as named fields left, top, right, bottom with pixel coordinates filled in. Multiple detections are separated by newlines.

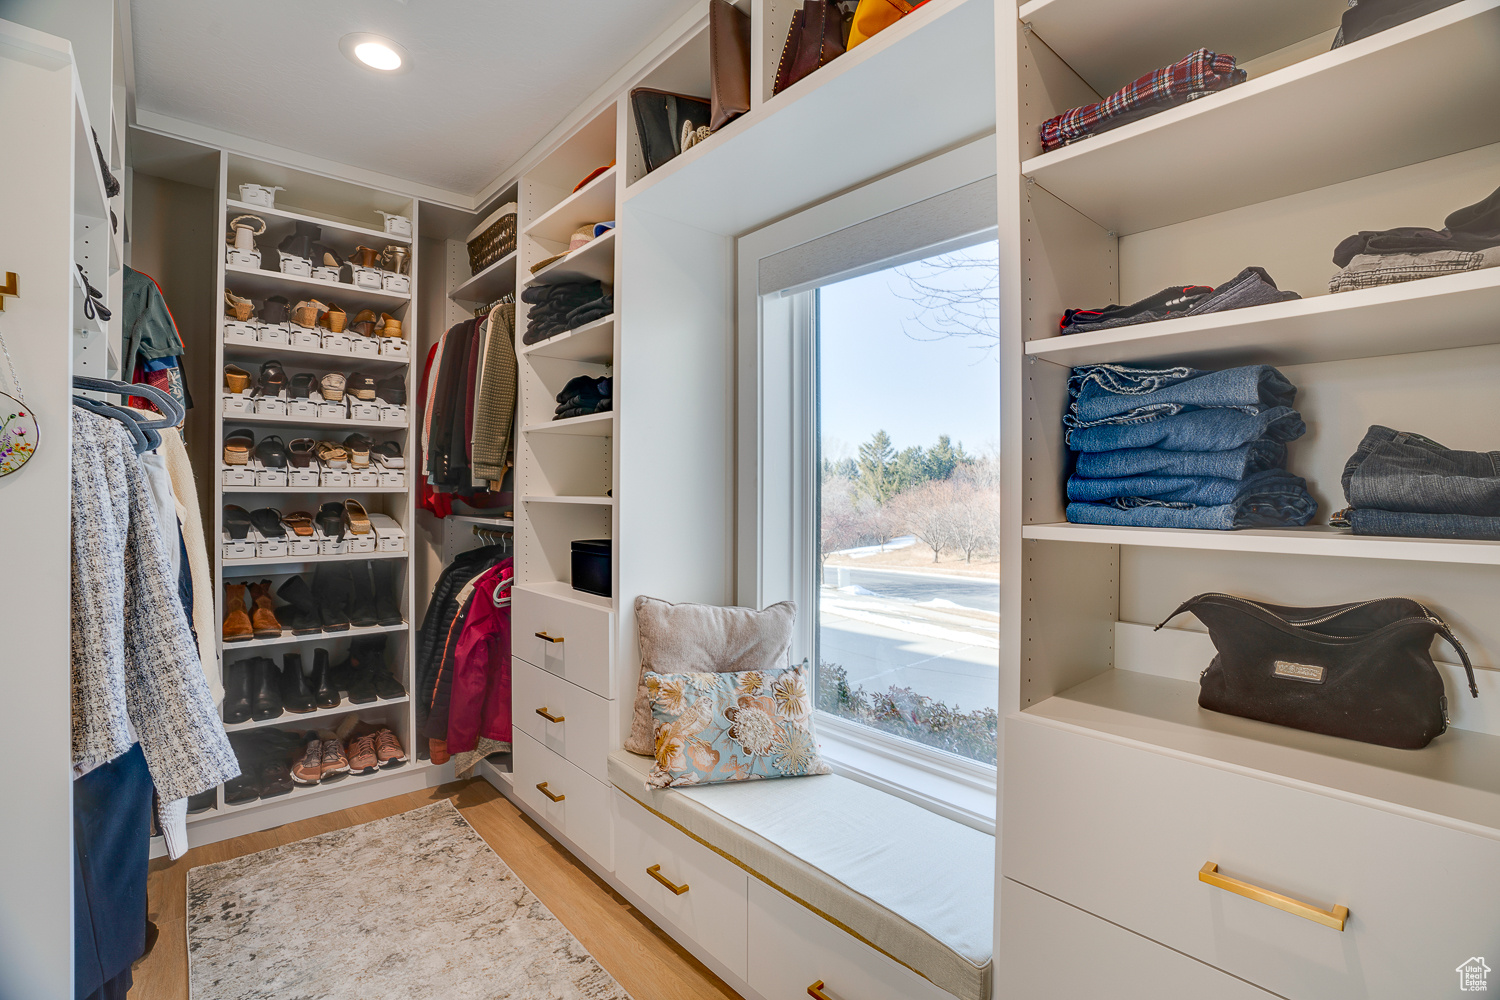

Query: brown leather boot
left=248, top=579, right=282, bottom=639
left=223, top=583, right=252, bottom=642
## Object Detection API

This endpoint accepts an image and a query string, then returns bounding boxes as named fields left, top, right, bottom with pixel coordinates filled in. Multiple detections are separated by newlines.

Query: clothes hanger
left=72, top=375, right=184, bottom=428
left=72, top=395, right=156, bottom=453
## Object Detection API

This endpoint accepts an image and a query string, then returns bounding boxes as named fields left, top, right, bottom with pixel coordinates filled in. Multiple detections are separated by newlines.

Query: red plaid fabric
left=1040, top=49, right=1245, bottom=153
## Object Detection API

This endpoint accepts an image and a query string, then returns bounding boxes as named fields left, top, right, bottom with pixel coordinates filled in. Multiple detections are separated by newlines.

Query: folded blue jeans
left=1068, top=363, right=1297, bottom=424
left=1066, top=476, right=1317, bottom=529
left=1067, top=405, right=1305, bottom=452
left=1341, top=508, right=1500, bottom=540
left=1067, top=468, right=1304, bottom=505
left=1073, top=440, right=1286, bottom=480
left=1342, top=425, right=1500, bottom=515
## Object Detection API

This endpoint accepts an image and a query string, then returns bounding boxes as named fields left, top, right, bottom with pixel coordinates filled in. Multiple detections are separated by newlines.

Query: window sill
left=814, top=715, right=997, bottom=835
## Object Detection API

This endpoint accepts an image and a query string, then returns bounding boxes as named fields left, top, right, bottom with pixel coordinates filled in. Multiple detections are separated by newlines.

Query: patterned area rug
left=186, top=800, right=632, bottom=1000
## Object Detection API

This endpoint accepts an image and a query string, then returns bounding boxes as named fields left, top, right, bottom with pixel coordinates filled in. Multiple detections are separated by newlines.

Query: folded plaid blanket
left=1040, top=49, right=1246, bottom=153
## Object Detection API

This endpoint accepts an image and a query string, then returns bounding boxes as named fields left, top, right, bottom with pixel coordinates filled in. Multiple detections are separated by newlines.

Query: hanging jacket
left=121, top=267, right=185, bottom=379
left=472, top=303, right=518, bottom=485
left=414, top=544, right=507, bottom=734
left=447, top=559, right=514, bottom=753
left=421, top=577, right=482, bottom=743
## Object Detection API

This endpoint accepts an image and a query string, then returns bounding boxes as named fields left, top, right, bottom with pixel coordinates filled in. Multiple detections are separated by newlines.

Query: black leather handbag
left=1158, top=594, right=1477, bottom=749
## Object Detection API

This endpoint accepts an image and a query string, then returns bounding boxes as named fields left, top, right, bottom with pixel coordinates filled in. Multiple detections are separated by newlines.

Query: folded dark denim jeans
left=1067, top=468, right=1305, bottom=505
left=1073, top=440, right=1285, bottom=480
left=1066, top=475, right=1316, bottom=529
left=1068, top=363, right=1297, bottom=424
left=1341, top=425, right=1500, bottom=515
left=1340, top=508, right=1500, bottom=540
left=1067, top=405, right=1305, bottom=452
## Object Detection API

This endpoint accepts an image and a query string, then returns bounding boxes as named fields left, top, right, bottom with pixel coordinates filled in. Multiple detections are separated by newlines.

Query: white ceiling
left=129, top=0, right=698, bottom=202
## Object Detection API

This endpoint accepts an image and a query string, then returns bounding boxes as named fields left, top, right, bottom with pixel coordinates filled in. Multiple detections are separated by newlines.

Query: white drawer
left=1004, top=717, right=1500, bottom=1000
left=613, top=790, right=749, bottom=981
left=513, top=585, right=614, bottom=698
left=513, top=729, right=613, bottom=870
left=999, top=877, right=1277, bottom=999
left=747, top=879, right=951, bottom=1000
left=513, top=658, right=613, bottom=782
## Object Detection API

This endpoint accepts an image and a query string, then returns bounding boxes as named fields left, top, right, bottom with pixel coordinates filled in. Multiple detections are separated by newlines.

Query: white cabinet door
left=613, top=790, right=749, bottom=981
left=513, top=658, right=613, bottom=782
left=999, top=877, right=1278, bottom=999
left=513, top=584, right=615, bottom=698
left=1004, top=716, right=1500, bottom=1000
left=513, top=729, right=614, bottom=871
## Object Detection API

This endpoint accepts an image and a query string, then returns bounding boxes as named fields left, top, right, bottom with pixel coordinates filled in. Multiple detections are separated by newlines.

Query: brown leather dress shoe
left=248, top=579, right=282, bottom=639
left=223, top=583, right=253, bottom=642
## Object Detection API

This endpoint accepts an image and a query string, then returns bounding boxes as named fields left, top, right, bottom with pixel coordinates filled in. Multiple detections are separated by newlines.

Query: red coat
left=446, top=559, right=512, bottom=752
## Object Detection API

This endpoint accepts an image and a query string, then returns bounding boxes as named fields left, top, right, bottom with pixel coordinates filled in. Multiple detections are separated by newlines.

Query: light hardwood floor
left=129, top=778, right=742, bottom=1000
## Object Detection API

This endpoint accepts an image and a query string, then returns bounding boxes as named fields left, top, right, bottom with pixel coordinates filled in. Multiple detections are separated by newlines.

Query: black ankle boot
left=348, top=562, right=380, bottom=628
left=310, top=648, right=341, bottom=709
left=313, top=562, right=352, bottom=632
left=278, top=220, right=321, bottom=261
left=280, top=653, right=316, bottom=714
left=250, top=657, right=285, bottom=721
left=371, top=560, right=404, bottom=626
left=352, top=635, right=403, bottom=699
left=222, top=659, right=253, bottom=724
left=342, top=641, right=378, bottom=705
left=276, top=576, right=323, bottom=635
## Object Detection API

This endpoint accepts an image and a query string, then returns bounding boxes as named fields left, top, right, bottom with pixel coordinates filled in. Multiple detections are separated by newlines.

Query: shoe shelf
left=1020, top=0, right=1500, bottom=235
left=223, top=264, right=412, bottom=307
left=521, top=495, right=614, bottom=506
left=225, top=412, right=406, bottom=430
left=518, top=315, right=614, bottom=365
left=222, top=549, right=409, bottom=571
left=1022, top=522, right=1500, bottom=566
left=1024, top=268, right=1500, bottom=369
left=445, top=513, right=515, bottom=526
left=521, top=411, right=613, bottom=437
left=206, top=759, right=425, bottom=820
left=221, top=621, right=409, bottom=652
left=222, top=484, right=409, bottom=494
left=451, top=250, right=517, bottom=305
left=524, top=165, right=617, bottom=245
left=225, top=199, right=411, bottom=248
left=222, top=337, right=410, bottom=368
left=222, top=693, right=411, bottom=734
left=524, top=228, right=616, bottom=286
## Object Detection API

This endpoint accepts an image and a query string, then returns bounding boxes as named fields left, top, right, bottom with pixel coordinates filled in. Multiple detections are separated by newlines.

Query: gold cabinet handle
left=646, top=864, right=690, bottom=895
left=535, top=631, right=564, bottom=643
left=536, top=781, right=565, bottom=802
left=807, top=982, right=832, bottom=1000
left=535, top=706, right=565, bottom=723
left=1199, top=862, right=1347, bottom=931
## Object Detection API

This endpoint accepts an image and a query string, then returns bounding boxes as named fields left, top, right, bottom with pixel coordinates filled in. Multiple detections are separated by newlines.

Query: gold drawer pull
left=1199, top=862, right=1347, bottom=931
left=807, top=982, right=832, bottom=1000
left=535, top=706, right=565, bottom=723
left=536, top=781, right=565, bottom=802
left=646, top=864, right=689, bottom=895
left=535, top=631, right=564, bottom=643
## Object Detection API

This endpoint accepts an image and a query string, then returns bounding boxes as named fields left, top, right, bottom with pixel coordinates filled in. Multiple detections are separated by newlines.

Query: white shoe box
left=288, top=399, right=320, bottom=420
left=379, top=337, right=408, bottom=358
left=350, top=401, right=381, bottom=422
left=255, top=467, right=288, bottom=488
left=350, top=265, right=382, bottom=289
left=345, top=533, right=377, bottom=554
left=319, top=401, right=347, bottom=421
left=321, top=469, right=351, bottom=488
left=289, top=467, right=320, bottom=488
left=255, top=397, right=289, bottom=417
left=351, top=470, right=380, bottom=489
left=371, top=516, right=406, bottom=553
left=378, top=470, right=405, bottom=488
left=350, top=336, right=379, bottom=358
left=222, top=394, right=253, bottom=417
left=257, top=324, right=290, bottom=346
left=288, top=535, right=319, bottom=557
left=318, top=530, right=346, bottom=556
left=379, top=403, right=407, bottom=424
left=322, top=333, right=352, bottom=354
left=223, top=321, right=257, bottom=344
left=257, top=535, right=288, bottom=559
left=222, top=465, right=256, bottom=487
left=381, top=273, right=410, bottom=295
left=279, top=252, right=313, bottom=277
left=225, top=248, right=260, bottom=268
left=311, top=265, right=341, bottom=284
left=290, top=328, right=322, bottom=351
left=222, top=530, right=257, bottom=561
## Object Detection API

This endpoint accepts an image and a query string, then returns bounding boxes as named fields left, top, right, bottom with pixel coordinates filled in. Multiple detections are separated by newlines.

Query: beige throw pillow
left=626, top=596, right=797, bottom=755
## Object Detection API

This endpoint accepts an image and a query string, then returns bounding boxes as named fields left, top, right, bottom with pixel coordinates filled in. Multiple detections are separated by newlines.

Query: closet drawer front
left=747, top=879, right=952, bottom=1000
left=513, top=730, right=613, bottom=870
left=513, top=658, right=612, bottom=782
left=999, top=877, right=1276, bottom=999
left=613, top=790, right=749, bottom=981
left=1004, top=717, right=1500, bottom=1000
left=513, top=586, right=614, bottom=698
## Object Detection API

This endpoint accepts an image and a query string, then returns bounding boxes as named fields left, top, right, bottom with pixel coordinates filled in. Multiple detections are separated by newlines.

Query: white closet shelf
left=1021, top=0, right=1500, bottom=235
left=220, top=621, right=409, bottom=652
left=200, top=759, right=430, bottom=821
left=225, top=199, right=411, bottom=247
left=516, top=579, right=613, bottom=613
left=1023, top=669, right=1500, bottom=838
left=451, top=251, right=517, bottom=304
left=524, top=229, right=616, bottom=286
left=224, top=264, right=411, bottom=307
left=222, top=694, right=411, bottom=734
left=522, top=495, right=614, bottom=506
left=1023, top=522, right=1500, bottom=566
left=519, top=315, right=614, bottom=364
left=445, top=514, right=515, bottom=527
left=524, top=166, right=616, bottom=244
left=222, top=485, right=409, bottom=494
left=477, top=756, right=513, bottom=789
left=1025, top=269, right=1500, bottom=369
left=522, top=411, right=612, bottom=437
left=1017, top=0, right=1346, bottom=96
left=226, top=413, right=407, bottom=430
left=222, top=549, right=409, bottom=570
left=222, top=338, right=410, bottom=367
left=71, top=266, right=106, bottom=337
left=72, top=87, right=108, bottom=222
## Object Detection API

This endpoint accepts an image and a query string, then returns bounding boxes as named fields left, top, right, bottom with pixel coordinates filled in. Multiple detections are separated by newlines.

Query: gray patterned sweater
left=71, top=409, right=238, bottom=800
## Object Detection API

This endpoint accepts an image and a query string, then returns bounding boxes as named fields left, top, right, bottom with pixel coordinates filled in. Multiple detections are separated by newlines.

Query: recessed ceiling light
left=339, top=33, right=409, bottom=74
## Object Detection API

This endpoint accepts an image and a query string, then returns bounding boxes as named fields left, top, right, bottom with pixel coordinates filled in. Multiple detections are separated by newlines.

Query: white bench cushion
left=609, top=749, right=993, bottom=1000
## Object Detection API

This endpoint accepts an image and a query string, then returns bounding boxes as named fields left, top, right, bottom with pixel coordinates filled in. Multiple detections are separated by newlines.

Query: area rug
left=186, top=799, right=633, bottom=999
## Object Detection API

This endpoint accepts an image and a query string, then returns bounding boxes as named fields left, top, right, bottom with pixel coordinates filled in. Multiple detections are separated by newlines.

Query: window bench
left=608, top=749, right=994, bottom=1000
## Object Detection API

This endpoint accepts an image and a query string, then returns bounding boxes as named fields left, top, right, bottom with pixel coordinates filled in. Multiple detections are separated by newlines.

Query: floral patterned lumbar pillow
left=645, top=663, right=829, bottom=788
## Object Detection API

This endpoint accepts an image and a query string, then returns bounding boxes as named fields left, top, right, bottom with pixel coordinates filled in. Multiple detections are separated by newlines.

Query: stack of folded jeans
left=1330, top=183, right=1500, bottom=293
left=555, top=375, right=612, bottom=420
left=1061, top=267, right=1300, bottom=335
left=1040, top=49, right=1246, bottom=152
left=1332, top=425, right=1500, bottom=539
left=1065, top=363, right=1316, bottom=529
left=521, top=280, right=614, bottom=345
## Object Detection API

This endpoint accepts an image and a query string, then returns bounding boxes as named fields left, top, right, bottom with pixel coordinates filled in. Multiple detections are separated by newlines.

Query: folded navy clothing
left=1067, top=468, right=1304, bottom=505
left=1066, top=473, right=1316, bottom=530
left=1068, top=363, right=1296, bottom=426
left=1336, top=507, right=1500, bottom=540
left=1333, top=183, right=1500, bottom=267
left=1066, top=404, right=1305, bottom=452
left=1060, top=267, right=1299, bottom=335
left=556, top=398, right=613, bottom=420
left=1073, top=440, right=1285, bottom=480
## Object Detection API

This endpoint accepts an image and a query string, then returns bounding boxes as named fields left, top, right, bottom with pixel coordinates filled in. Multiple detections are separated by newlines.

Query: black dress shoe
left=276, top=575, right=323, bottom=635
left=258, top=758, right=294, bottom=798
left=313, top=562, right=352, bottom=631
left=250, top=657, right=284, bottom=721
left=222, top=659, right=253, bottom=724
left=281, top=653, right=316, bottom=714
left=371, top=560, right=404, bottom=626
left=348, top=562, right=380, bottom=628
left=310, top=648, right=341, bottom=709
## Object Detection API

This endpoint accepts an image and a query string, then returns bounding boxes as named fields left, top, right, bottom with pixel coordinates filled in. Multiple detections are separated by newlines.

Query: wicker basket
left=467, top=203, right=517, bottom=274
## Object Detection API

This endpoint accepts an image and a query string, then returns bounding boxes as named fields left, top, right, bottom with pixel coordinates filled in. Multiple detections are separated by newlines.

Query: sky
left=818, top=240, right=1001, bottom=462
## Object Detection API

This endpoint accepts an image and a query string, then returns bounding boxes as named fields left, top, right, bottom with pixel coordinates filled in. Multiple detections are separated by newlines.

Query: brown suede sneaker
left=248, top=580, right=282, bottom=639
left=346, top=734, right=379, bottom=775
left=320, top=738, right=350, bottom=780
left=291, top=738, right=323, bottom=785
left=374, top=728, right=406, bottom=767
left=223, top=583, right=252, bottom=642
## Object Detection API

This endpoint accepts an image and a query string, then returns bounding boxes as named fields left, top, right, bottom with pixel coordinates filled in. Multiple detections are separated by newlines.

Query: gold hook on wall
left=0, top=272, right=17, bottom=311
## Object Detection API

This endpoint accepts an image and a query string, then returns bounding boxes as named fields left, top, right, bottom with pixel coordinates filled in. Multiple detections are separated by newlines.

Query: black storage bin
left=571, top=538, right=612, bottom=598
